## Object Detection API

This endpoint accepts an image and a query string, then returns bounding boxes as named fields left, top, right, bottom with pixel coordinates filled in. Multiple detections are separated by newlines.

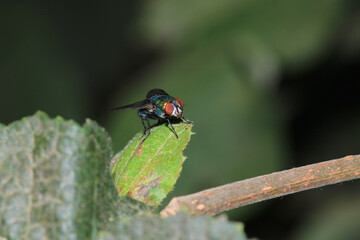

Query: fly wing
left=111, top=99, right=152, bottom=111
left=146, top=89, right=169, bottom=98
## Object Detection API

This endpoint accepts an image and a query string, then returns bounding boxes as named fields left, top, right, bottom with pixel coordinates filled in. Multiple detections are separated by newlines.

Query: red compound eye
left=175, top=98, right=183, bottom=108
left=164, top=102, right=174, bottom=115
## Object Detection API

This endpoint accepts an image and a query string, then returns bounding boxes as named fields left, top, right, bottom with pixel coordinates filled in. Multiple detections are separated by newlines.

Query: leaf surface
left=111, top=122, right=193, bottom=206
left=0, top=111, right=115, bottom=239
left=97, top=213, right=247, bottom=240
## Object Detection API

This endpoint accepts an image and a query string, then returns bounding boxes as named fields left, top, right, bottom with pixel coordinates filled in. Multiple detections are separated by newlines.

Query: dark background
left=1, top=1, right=360, bottom=239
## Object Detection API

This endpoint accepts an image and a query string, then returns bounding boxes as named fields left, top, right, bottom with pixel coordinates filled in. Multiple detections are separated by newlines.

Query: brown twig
left=161, top=154, right=360, bottom=217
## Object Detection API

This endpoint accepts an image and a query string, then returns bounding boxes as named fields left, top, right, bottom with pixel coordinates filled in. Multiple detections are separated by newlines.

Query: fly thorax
left=148, top=104, right=156, bottom=112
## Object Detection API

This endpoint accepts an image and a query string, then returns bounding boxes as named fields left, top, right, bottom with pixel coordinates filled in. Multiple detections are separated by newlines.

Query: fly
left=112, top=89, right=191, bottom=140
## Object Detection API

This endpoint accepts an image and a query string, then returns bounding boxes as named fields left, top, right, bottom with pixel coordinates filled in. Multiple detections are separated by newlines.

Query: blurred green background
left=1, top=0, right=360, bottom=239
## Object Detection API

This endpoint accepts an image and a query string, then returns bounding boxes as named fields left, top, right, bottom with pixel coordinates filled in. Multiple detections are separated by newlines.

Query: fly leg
left=166, top=119, right=179, bottom=139
left=181, top=116, right=192, bottom=124
left=141, top=117, right=151, bottom=141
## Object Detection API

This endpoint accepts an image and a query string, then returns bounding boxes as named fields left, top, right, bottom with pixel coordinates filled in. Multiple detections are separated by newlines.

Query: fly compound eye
left=175, top=98, right=183, bottom=108
left=164, top=102, right=174, bottom=115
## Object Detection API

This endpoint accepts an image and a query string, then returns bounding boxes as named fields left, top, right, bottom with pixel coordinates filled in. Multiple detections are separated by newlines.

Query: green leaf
left=97, top=213, right=247, bottom=240
left=0, top=112, right=249, bottom=239
left=0, top=111, right=116, bottom=240
left=111, top=122, right=193, bottom=206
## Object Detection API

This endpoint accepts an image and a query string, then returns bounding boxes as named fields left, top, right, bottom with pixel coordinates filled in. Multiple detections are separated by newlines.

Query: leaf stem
left=161, top=154, right=360, bottom=217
